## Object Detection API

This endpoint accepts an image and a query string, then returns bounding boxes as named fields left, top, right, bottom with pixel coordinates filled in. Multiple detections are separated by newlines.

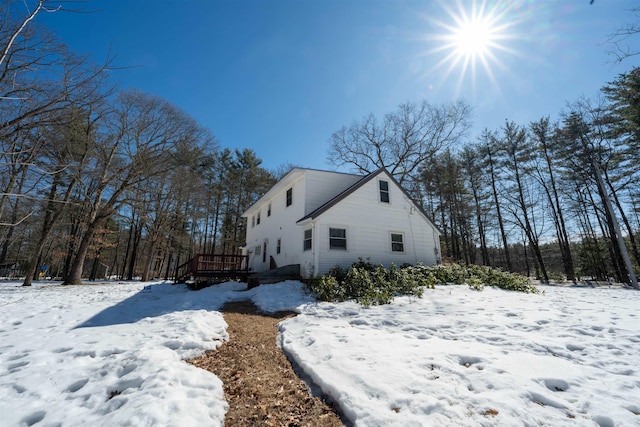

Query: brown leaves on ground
left=189, top=300, right=343, bottom=427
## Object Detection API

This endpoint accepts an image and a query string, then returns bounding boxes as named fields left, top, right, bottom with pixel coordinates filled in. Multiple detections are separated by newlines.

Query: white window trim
left=303, top=228, right=312, bottom=251
left=286, top=187, right=293, bottom=207
left=379, top=179, right=390, bottom=203
left=329, top=227, right=347, bottom=250
left=390, top=232, right=405, bottom=252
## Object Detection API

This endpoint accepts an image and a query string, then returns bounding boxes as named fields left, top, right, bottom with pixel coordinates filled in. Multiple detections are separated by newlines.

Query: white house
left=242, top=167, right=442, bottom=278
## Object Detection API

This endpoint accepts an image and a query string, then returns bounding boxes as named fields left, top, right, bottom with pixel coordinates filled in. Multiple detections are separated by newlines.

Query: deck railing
left=175, top=254, right=249, bottom=283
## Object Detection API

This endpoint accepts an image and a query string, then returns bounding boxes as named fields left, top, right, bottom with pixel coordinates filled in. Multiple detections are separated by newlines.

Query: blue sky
left=38, top=0, right=638, bottom=172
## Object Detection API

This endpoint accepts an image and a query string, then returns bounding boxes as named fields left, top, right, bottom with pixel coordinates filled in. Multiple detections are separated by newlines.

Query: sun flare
left=452, top=18, right=495, bottom=58
left=427, top=0, right=520, bottom=91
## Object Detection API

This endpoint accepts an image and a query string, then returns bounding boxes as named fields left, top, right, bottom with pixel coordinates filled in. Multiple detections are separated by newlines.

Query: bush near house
left=306, top=261, right=539, bottom=307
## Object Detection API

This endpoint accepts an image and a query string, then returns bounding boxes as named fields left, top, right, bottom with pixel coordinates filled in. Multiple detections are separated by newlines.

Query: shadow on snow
left=73, top=281, right=249, bottom=329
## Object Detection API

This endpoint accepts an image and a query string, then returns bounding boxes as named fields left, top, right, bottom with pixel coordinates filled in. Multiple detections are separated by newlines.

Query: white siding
left=245, top=173, right=307, bottom=273
left=303, top=170, right=361, bottom=215
left=313, top=173, right=440, bottom=275
left=243, top=168, right=440, bottom=278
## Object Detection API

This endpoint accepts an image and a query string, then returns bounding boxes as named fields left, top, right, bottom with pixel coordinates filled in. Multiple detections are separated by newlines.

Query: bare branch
left=0, top=1, right=46, bottom=69
left=0, top=209, right=33, bottom=226
left=606, top=7, right=640, bottom=63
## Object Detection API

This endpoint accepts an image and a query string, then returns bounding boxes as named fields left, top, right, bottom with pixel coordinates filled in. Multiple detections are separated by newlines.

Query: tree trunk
left=62, top=219, right=104, bottom=285
left=141, top=237, right=158, bottom=282
left=127, top=219, right=142, bottom=280
left=487, top=152, right=512, bottom=271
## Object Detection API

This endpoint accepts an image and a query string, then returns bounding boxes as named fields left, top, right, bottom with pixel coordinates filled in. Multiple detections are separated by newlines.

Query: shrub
left=305, top=262, right=539, bottom=307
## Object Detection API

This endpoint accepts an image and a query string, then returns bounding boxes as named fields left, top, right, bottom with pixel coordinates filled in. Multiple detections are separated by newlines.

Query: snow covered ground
left=1, top=280, right=639, bottom=426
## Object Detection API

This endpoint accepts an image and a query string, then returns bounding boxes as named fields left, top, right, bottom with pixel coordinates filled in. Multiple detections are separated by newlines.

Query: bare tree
left=62, top=90, right=213, bottom=285
left=327, top=99, right=471, bottom=186
left=607, top=7, right=640, bottom=63
left=0, top=1, right=112, bottom=273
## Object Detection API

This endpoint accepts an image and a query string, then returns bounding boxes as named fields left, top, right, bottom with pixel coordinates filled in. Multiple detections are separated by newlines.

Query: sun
left=426, top=0, right=520, bottom=91
left=452, top=16, right=495, bottom=58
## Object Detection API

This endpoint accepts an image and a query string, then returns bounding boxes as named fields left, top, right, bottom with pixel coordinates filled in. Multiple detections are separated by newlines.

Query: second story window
left=251, top=216, right=255, bottom=228
left=276, top=238, right=281, bottom=254
left=379, top=180, right=390, bottom=203
left=268, top=203, right=272, bottom=216
left=286, top=188, right=293, bottom=207
left=256, top=211, right=261, bottom=225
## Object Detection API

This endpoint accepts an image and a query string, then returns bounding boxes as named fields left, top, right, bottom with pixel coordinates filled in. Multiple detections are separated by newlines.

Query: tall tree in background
left=21, top=107, right=96, bottom=286
left=0, top=0, right=111, bottom=274
left=478, top=130, right=513, bottom=271
left=602, top=68, right=640, bottom=263
left=327, top=99, right=471, bottom=191
left=460, top=144, right=490, bottom=266
left=62, top=90, right=213, bottom=285
left=498, top=121, right=548, bottom=281
left=559, top=107, right=637, bottom=286
left=423, top=149, right=476, bottom=264
left=529, top=117, right=576, bottom=281
left=219, top=149, right=275, bottom=254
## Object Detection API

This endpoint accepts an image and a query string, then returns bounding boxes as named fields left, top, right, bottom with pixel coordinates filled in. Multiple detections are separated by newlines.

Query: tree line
left=2, top=1, right=638, bottom=287
left=327, top=70, right=640, bottom=286
left=0, top=2, right=276, bottom=285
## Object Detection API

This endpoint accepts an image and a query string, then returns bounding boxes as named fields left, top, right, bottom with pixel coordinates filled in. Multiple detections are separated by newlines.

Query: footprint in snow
left=66, top=378, right=89, bottom=393
left=542, top=378, right=569, bottom=392
left=21, top=410, right=46, bottom=427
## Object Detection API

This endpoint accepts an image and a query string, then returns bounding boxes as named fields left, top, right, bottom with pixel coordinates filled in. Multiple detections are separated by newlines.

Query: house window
left=256, top=210, right=261, bottom=225
left=303, top=229, right=312, bottom=251
left=255, top=245, right=262, bottom=255
left=276, top=238, right=281, bottom=254
left=329, top=228, right=347, bottom=250
left=286, top=188, right=293, bottom=207
left=251, top=216, right=255, bottom=228
left=391, top=233, right=404, bottom=252
left=379, top=180, right=390, bottom=203
left=268, top=203, right=272, bottom=217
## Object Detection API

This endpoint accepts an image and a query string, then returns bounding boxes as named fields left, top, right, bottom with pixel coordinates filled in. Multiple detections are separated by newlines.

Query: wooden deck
left=175, top=254, right=249, bottom=289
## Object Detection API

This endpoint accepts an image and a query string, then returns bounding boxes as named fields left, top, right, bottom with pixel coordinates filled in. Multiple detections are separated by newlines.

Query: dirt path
left=188, top=300, right=343, bottom=426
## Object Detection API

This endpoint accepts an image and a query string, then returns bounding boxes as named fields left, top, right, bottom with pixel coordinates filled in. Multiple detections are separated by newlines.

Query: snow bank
left=0, top=280, right=313, bottom=426
left=2, top=279, right=639, bottom=426
left=279, top=285, right=640, bottom=426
